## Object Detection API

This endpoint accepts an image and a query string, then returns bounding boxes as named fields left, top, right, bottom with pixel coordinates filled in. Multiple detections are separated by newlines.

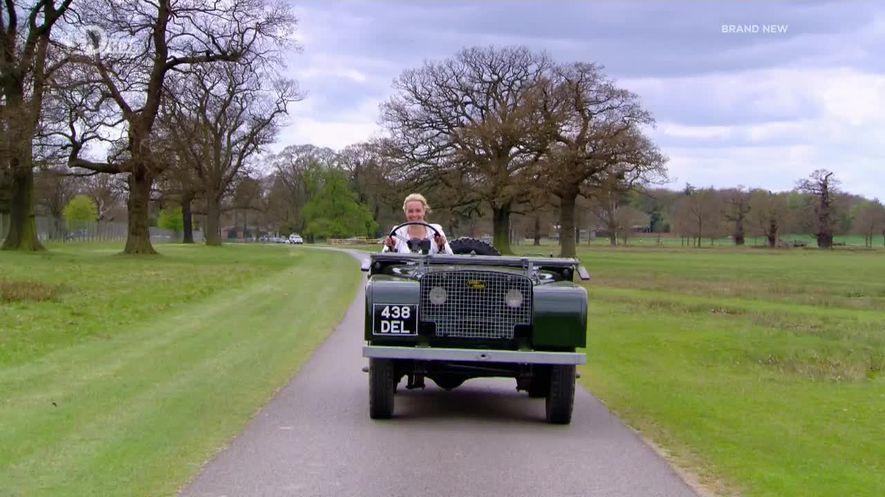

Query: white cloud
left=634, top=67, right=885, bottom=198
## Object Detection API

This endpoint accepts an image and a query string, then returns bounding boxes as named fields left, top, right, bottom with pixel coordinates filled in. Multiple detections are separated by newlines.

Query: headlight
left=505, top=289, right=523, bottom=308
left=429, top=286, right=447, bottom=305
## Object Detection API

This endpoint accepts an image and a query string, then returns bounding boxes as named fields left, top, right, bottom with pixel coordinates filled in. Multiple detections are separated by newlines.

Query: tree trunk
left=734, top=218, right=745, bottom=246
left=181, top=192, right=194, bottom=244
left=205, top=194, right=222, bottom=246
left=608, top=231, right=616, bottom=246
left=533, top=215, right=541, bottom=246
left=1, top=159, right=44, bottom=251
left=558, top=191, right=577, bottom=257
left=816, top=189, right=833, bottom=249
left=123, top=169, right=157, bottom=254
left=491, top=202, right=512, bottom=255
left=766, top=219, right=777, bottom=248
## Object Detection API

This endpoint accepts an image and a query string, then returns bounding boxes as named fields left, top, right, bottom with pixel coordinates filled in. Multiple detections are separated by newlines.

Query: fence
left=0, top=215, right=202, bottom=244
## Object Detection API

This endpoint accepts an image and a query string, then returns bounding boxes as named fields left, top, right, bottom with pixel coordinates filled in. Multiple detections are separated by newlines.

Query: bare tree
left=162, top=60, right=298, bottom=245
left=381, top=46, right=552, bottom=254
left=851, top=200, right=885, bottom=248
left=586, top=169, right=657, bottom=247
left=796, top=169, right=839, bottom=249
left=722, top=186, right=751, bottom=245
left=34, top=165, right=76, bottom=237
left=615, top=205, right=649, bottom=246
left=61, top=0, right=295, bottom=253
left=587, top=178, right=627, bottom=247
left=231, top=175, right=263, bottom=238
left=672, top=187, right=723, bottom=247
left=539, top=62, right=665, bottom=256
left=747, top=189, right=790, bottom=247
left=79, top=172, right=122, bottom=221
left=0, top=0, right=73, bottom=250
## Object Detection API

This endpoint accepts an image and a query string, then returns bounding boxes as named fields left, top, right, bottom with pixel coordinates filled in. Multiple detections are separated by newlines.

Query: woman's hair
left=402, top=193, right=432, bottom=214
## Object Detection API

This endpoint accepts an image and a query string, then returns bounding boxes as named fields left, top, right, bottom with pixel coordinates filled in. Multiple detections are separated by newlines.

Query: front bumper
left=363, top=345, right=586, bottom=365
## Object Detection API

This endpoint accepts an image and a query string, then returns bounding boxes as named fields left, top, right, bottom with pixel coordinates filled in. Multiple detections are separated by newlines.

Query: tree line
left=2, top=4, right=882, bottom=255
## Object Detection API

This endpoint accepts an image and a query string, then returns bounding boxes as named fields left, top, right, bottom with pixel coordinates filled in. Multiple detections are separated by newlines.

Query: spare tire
left=449, top=237, right=500, bottom=256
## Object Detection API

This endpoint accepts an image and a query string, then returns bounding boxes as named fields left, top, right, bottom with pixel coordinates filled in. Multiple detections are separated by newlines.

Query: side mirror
left=577, top=265, right=591, bottom=281
left=360, top=258, right=371, bottom=272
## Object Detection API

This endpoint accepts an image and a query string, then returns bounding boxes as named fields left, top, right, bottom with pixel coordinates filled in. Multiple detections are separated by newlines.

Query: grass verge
left=0, top=243, right=361, bottom=497
left=565, top=246, right=885, bottom=497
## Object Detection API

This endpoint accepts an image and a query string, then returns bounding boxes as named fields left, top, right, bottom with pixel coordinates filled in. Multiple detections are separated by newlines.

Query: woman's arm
left=382, top=227, right=408, bottom=253
left=431, top=224, right=454, bottom=255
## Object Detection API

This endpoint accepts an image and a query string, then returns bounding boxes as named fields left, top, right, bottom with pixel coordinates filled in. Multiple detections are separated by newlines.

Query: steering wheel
left=388, top=221, right=443, bottom=254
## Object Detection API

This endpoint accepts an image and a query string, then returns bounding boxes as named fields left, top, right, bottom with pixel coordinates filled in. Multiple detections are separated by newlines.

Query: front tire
left=369, top=358, right=395, bottom=419
left=545, top=365, right=575, bottom=424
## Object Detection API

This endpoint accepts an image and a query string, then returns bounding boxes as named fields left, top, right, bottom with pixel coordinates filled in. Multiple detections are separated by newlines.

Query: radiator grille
left=419, top=270, right=532, bottom=339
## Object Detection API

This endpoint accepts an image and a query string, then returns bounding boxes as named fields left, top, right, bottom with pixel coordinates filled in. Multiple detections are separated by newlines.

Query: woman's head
left=402, top=193, right=431, bottom=222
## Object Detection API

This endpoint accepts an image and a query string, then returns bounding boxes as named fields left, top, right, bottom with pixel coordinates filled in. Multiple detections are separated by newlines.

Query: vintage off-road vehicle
left=362, top=222, right=588, bottom=424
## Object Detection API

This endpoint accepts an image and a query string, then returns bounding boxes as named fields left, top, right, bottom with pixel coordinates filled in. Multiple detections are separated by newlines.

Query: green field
left=0, top=243, right=360, bottom=497
left=558, top=246, right=885, bottom=497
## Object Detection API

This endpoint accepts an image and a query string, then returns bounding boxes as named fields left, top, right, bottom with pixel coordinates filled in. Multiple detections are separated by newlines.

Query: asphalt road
left=181, top=251, right=701, bottom=497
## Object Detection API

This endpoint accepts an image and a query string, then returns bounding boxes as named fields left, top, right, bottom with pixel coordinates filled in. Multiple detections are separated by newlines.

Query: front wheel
left=369, top=358, right=395, bottom=419
left=545, top=364, right=575, bottom=424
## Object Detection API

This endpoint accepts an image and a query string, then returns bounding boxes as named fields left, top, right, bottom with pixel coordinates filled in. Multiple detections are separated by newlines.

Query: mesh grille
left=419, top=270, right=532, bottom=339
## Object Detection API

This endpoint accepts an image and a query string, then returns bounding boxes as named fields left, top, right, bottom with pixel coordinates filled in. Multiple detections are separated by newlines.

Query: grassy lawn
left=551, top=245, right=884, bottom=497
left=0, top=243, right=361, bottom=497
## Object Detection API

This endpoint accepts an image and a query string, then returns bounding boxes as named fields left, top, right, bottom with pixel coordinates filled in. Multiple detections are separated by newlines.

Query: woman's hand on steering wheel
left=388, top=221, right=445, bottom=251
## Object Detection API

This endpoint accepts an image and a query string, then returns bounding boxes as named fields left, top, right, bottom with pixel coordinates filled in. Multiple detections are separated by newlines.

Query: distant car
left=288, top=234, right=304, bottom=244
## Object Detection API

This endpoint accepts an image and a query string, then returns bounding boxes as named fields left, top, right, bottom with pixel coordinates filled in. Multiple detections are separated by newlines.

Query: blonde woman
left=383, top=193, right=453, bottom=254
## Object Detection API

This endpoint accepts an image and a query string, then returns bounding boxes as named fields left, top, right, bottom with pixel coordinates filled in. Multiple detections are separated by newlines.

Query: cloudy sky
left=277, top=0, right=885, bottom=200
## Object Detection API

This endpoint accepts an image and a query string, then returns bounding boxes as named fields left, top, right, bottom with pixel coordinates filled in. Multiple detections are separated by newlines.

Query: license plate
left=373, top=304, right=418, bottom=336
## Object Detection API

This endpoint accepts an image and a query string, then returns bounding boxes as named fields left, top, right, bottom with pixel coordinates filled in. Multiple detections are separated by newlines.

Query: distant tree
left=588, top=178, right=629, bottom=246
left=80, top=174, right=123, bottom=222
left=615, top=205, right=649, bottom=245
left=231, top=176, right=264, bottom=238
left=302, top=169, right=377, bottom=239
left=63, top=194, right=97, bottom=230
left=157, top=205, right=183, bottom=235
left=339, top=141, right=400, bottom=235
left=270, top=144, right=338, bottom=234
left=796, top=169, right=839, bottom=249
left=632, top=188, right=678, bottom=245
left=672, top=188, right=722, bottom=247
left=722, top=187, right=751, bottom=245
left=851, top=200, right=885, bottom=248
left=747, top=189, right=790, bottom=247
left=587, top=170, right=660, bottom=246
left=35, top=167, right=78, bottom=238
